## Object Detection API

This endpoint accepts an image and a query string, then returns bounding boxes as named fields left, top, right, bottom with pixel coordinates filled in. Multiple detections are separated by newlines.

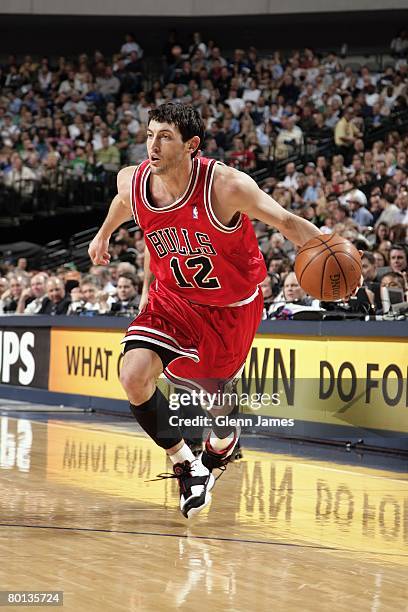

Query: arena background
left=0, top=0, right=407, bottom=450
left=0, top=2, right=407, bottom=609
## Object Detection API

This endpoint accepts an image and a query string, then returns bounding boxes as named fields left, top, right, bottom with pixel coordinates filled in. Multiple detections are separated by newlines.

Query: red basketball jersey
left=130, top=156, right=267, bottom=307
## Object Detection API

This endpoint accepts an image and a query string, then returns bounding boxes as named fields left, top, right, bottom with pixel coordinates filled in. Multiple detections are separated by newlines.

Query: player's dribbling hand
left=88, top=235, right=111, bottom=265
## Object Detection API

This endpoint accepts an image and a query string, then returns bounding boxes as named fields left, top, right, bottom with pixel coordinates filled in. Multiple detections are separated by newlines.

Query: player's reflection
left=164, top=533, right=236, bottom=607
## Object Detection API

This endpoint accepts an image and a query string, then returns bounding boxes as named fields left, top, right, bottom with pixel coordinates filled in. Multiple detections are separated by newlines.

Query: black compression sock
left=129, top=388, right=182, bottom=450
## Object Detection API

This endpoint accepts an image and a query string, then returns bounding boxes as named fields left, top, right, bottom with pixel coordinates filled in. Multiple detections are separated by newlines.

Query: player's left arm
left=217, top=169, right=322, bottom=247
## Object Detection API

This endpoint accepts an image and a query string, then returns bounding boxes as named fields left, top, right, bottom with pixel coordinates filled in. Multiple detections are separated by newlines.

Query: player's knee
left=120, top=357, right=155, bottom=404
left=120, top=365, right=149, bottom=394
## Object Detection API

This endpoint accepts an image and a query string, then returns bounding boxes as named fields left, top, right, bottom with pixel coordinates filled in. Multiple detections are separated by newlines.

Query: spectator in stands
left=123, top=51, right=144, bottom=93
left=334, top=107, right=362, bottom=164
left=259, top=274, right=279, bottom=319
left=3, top=153, right=37, bottom=197
left=109, top=238, right=136, bottom=264
left=372, top=250, right=387, bottom=269
left=225, top=89, right=245, bottom=118
left=16, top=258, right=28, bottom=272
left=203, top=137, right=225, bottom=161
left=71, top=276, right=109, bottom=315
left=120, top=33, right=144, bottom=60
left=275, top=116, right=304, bottom=160
left=390, top=29, right=408, bottom=57
left=372, top=221, right=389, bottom=247
left=368, top=191, right=384, bottom=225
left=87, top=267, right=115, bottom=298
left=394, top=189, right=408, bottom=225
left=1, top=113, right=20, bottom=144
left=362, top=251, right=379, bottom=282
left=0, top=275, right=27, bottom=313
left=378, top=271, right=407, bottom=313
left=361, top=251, right=382, bottom=308
left=282, top=162, right=300, bottom=190
left=380, top=271, right=406, bottom=292
left=389, top=244, right=408, bottom=274
left=0, top=278, right=9, bottom=301
left=268, top=272, right=314, bottom=317
left=95, top=135, right=120, bottom=170
left=333, top=201, right=354, bottom=227
left=227, top=136, right=256, bottom=170
left=68, top=286, right=84, bottom=313
left=16, top=273, right=48, bottom=314
left=303, top=174, right=323, bottom=205
left=39, top=277, right=70, bottom=315
left=347, top=192, right=374, bottom=228
left=96, top=66, right=121, bottom=100
left=375, top=190, right=403, bottom=227
left=110, top=273, right=140, bottom=315
left=79, top=275, right=109, bottom=314
left=278, top=74, right=300, bottom=104
left=377, top=239, right=393, bottom=264
left=128, top=129, right=148, bottom=164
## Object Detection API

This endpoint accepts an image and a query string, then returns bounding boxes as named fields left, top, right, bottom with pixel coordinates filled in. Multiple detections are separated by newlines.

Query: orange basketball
left=294, top=234, right=362, bottom=301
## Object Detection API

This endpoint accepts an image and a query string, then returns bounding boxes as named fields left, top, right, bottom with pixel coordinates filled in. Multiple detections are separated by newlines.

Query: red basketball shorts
left=122, top=281, right=263, bottom=393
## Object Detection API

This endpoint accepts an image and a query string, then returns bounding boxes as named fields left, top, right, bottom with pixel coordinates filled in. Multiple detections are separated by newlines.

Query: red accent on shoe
left=205, top=433, right=237, bottom=456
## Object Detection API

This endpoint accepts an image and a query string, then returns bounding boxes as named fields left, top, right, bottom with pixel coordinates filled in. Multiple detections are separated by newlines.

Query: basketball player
left=89, top=103, right=321, bottom=518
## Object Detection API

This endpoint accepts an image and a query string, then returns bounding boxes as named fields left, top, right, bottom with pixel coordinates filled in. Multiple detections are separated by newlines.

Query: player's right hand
left=88, top=235, right=111, bottom=265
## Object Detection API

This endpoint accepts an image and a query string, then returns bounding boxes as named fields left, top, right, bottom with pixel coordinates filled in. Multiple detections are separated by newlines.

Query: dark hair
left=148, top=102, right=204, bottom=158
left=118, top=272, right=138, bottom=288
left=373, top=249, right=387, bottom=266
left=379, top=270, right=405, bottom=288
left=375, top=222, right=389, bottom=244
left=390, top=243, right=407, bottom=257
left=113, top=238, right=128, bottom=247
left=362, top=251, right=375, bottom=264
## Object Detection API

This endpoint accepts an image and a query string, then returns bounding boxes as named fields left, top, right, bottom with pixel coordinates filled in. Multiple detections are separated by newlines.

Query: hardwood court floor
left=0, top=413, right=407, bottom=611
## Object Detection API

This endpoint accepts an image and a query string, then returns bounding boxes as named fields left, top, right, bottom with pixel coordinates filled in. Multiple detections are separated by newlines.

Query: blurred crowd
left=0, top=217, right=406, bottom=319
left=0, top=30, right=407, bottom=319
left=0, top=227, right=143, bottom=317
left=0, top=31, right=407, bottom=183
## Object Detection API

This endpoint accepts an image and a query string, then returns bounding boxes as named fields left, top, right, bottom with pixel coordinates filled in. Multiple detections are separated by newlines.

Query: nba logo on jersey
left=192, top=205, right=198, bottom=219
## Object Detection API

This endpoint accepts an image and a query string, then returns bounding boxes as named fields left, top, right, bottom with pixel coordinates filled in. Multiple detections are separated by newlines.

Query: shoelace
left=146, top=459, right=197, bottom=483
left=145, top=460, right=227, bottom=483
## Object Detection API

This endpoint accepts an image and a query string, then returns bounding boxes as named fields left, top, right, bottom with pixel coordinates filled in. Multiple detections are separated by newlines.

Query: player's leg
left=201, top=374, right=242, bottom=471
left=206, top=292, right=264, bottom=468
left=165, top=290, right=264, bottom=474
left=120, top=346, right=182, bottom=449
left=120, top=342, right=214, bottom=519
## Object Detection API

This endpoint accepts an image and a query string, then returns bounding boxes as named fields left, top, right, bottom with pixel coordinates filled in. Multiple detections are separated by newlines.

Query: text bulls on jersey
left=146, top=228, right=217, bottom=259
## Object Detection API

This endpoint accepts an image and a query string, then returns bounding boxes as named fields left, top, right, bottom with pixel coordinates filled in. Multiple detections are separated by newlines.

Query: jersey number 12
left=170, top=256, right=221, bottom=289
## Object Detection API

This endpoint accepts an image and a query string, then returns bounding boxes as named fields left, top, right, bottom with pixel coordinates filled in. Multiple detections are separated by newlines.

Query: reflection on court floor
left=0, top=414, right=407, bottom=612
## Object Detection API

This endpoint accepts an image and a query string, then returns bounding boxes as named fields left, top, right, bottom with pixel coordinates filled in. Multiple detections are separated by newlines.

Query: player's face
left=146, top=121, right=191, bottom=175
